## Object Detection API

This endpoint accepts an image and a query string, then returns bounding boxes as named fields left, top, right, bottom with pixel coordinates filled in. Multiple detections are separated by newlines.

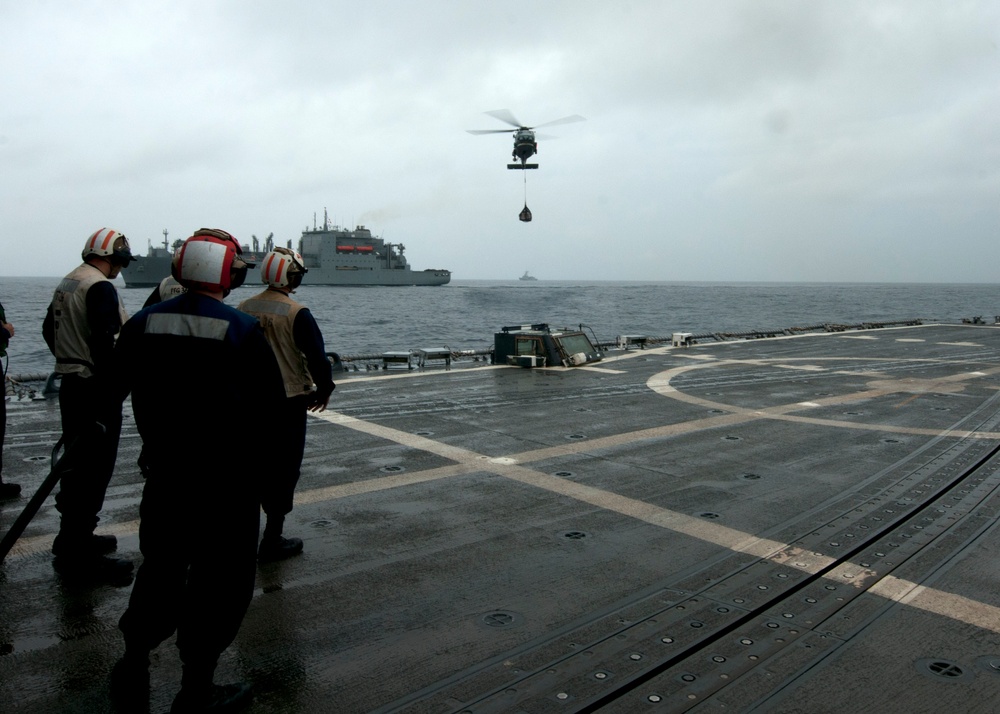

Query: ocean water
left=2, top=277, right=998, bottom=378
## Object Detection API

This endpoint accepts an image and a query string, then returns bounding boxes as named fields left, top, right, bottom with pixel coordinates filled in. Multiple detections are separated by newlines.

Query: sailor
left=142, top=273, right=187, bottom=308
left=1, top=298, right=20, bottom=499
left=41, top=228, right=136, bottom=582
left=110, top=229, right=285, bottom=712
left=237, top=247, right=335, bottom=562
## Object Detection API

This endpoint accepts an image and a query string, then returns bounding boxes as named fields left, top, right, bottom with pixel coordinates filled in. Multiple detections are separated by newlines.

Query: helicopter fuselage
left=510, top=129, right=538, bottom=169
left=467, top=109, right=582, bottom=171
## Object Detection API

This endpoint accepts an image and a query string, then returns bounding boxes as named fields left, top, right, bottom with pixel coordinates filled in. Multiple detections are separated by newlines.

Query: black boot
left=172, top=661, right=252, bottom=713
left=170, top=682, right=252, bottom=713
left=0, top=480, right=21, bottom=499
left=53, top=532, right=117, bottom=555
left=257, top=516, right=303, bottom=563
left=257, top=534, right=303, bottom=562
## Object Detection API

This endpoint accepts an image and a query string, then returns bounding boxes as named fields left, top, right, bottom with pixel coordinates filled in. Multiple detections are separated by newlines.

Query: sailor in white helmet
left=142, top=274, right=187, bottom=308
left=110, top=229, right=284, bottom=712
left=42, top=227, right=136, bottom=583
left=238, top=246, right=335, bottom=562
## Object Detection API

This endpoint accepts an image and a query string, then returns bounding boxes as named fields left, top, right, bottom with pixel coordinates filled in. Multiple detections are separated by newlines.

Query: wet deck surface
left=3, top=323, right=1000, bottom=713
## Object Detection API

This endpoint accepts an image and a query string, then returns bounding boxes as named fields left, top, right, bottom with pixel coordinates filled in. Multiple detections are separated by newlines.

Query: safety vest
left=50, top=263, right=128, bottom=377
left=238, top=289, right=313, bottom=398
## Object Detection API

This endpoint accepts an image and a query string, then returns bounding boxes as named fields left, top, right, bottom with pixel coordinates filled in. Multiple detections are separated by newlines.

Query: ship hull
left=120, top=256, right=173, bottom=288
left=301, top=267, right=450, bottom=286
left=121, top=260, right=451, bottom=288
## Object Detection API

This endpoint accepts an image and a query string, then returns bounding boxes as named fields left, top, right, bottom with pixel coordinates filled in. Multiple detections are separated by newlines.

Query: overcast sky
left=1, top=1, right=997, bottom=282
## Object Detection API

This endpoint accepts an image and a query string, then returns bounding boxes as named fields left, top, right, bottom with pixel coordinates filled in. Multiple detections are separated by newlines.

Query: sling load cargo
left=466, top=109, right=584, bottom=223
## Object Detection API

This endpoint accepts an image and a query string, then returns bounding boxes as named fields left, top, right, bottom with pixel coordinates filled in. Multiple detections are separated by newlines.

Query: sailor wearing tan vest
left=238, top=247, right=335, bottom=562
left=42, top=228, right=137, bottom=583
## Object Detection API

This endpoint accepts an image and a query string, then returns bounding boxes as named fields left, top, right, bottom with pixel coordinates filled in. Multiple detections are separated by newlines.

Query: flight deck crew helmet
left=82, top=228, right=137, bottom=267
left=261, top=246, right=308, bottom=290
left=171, top=228, right=250, bottom=295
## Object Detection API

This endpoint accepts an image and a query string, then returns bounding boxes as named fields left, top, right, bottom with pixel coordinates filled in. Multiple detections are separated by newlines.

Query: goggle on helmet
left=82, top=228, right=137, bottom=267
left=261, top=247, right=308, bottom=290
left=171, top=228, right=250, bottom=295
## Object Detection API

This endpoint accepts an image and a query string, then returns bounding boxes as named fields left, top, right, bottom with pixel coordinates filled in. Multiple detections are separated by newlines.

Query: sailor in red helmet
left=42, top=227, right=137, bottom=583
left=110, top=229, right=285, bottom=713
left=238, top=247, right=335, bottom=562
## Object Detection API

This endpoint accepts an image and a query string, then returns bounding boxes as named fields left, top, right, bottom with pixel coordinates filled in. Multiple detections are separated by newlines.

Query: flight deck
left=2, top=322, right=1000, bottom=713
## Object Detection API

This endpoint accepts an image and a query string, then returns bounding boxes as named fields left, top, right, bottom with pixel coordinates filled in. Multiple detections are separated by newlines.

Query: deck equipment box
left=493, top=324, right=602, bottom=368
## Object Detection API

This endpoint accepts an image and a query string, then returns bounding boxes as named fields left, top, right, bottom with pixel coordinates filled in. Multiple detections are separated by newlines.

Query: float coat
left=113, top=292, right=284, bottom=674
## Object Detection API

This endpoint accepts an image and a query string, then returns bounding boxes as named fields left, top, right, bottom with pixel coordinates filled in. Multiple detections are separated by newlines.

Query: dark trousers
left=261, top=396, right=309, bottom=519
left=54, top=374, right=123, bottom=536
left=119, top=471, right=260, bottom=671
left=1, top=387, right=6, bottom=478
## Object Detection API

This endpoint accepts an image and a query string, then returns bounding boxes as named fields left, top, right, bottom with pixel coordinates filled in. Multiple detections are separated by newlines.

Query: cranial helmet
left=82, top=228, right=137, bottom=267
left=171, top=228, right=249, bottom=295
left=261, top=246, right=308, bottom=290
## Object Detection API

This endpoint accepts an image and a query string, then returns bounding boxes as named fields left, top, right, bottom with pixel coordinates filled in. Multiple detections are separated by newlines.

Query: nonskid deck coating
left=2, top=324, right=1000, bottom=712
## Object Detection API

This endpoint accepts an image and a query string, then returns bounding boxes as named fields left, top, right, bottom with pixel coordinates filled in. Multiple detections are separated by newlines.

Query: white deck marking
left=306, top=407, right=1000, bottom=634
left=645, top=357, right=1000, bottom=439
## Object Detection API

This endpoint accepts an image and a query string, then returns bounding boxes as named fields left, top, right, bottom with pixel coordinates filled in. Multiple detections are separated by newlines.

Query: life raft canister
left=519, top=205, right=532, bottom=222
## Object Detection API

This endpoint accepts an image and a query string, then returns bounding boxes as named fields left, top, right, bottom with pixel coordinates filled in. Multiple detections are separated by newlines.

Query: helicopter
left=467, top=109, right=585, bottom=169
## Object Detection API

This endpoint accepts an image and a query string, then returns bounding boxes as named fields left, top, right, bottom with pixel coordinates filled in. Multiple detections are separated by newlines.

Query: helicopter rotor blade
left=466, top=129, right=516, bottom=135
left=533, top=114, right=586, bottom=129
left=484, top=108, right=523, bottom=128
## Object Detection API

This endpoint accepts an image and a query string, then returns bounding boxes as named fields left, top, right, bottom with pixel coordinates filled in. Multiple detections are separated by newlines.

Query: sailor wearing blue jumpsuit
left=238, top=246, right=335, bottom=562
left=111, top=229, right=284, bottom=713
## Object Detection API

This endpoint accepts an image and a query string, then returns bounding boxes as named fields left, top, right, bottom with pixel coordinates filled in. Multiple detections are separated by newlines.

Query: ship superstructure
left=298, top=212, right=450, bottom=286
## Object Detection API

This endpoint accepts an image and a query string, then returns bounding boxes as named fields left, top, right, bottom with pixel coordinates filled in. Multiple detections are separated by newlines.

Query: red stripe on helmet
left=264, top=253, right=277, bottom=281
left=87, top=228, right=108, bottom=252
left=90, top=228, right=115, bottom=250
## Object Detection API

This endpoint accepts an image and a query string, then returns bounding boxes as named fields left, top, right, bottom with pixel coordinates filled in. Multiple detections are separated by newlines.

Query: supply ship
left=120, top=211, right=451, bottom=288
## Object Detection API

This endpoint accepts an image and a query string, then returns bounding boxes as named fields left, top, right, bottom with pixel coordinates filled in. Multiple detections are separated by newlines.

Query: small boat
left=519, top=271, right=538, bottom=282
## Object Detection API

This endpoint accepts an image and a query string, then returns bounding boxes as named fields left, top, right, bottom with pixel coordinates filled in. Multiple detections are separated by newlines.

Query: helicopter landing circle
left=645, top=356, right=1000, bottom=440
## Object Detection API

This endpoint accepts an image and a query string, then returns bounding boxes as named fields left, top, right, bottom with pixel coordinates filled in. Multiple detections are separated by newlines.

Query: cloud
left=1, top=0, right=998, bottom=282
